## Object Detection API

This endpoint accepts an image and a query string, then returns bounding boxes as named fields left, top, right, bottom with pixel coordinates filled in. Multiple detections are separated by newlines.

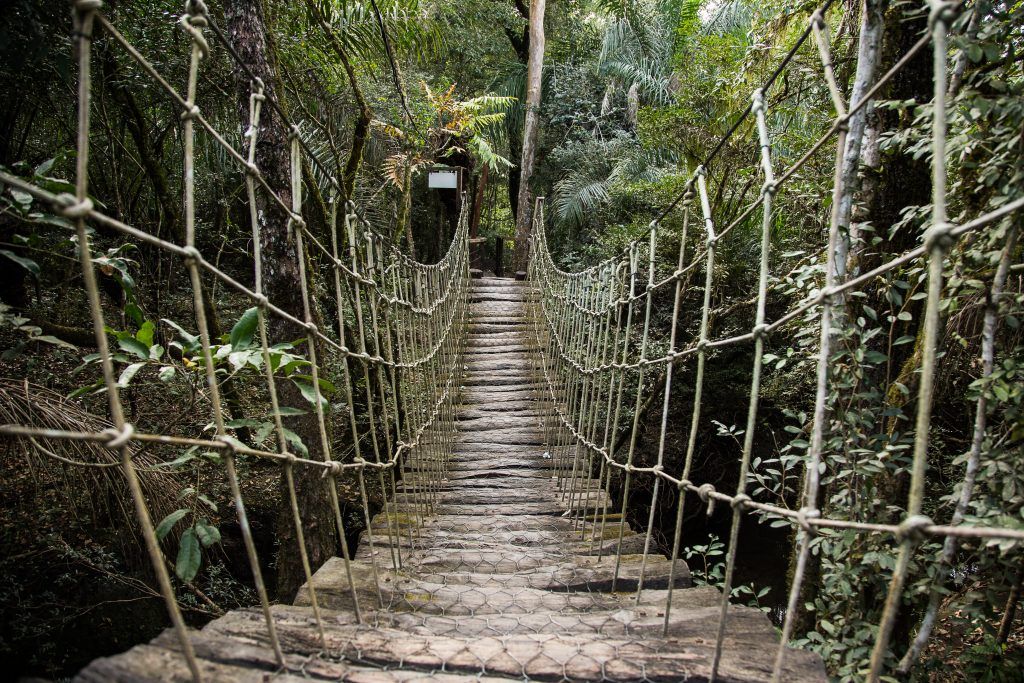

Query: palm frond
left=553, top=173, right=613, bottom=231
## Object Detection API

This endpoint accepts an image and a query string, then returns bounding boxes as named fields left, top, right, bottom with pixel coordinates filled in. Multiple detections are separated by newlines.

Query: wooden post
left=495, top=235, right=503, bottom=278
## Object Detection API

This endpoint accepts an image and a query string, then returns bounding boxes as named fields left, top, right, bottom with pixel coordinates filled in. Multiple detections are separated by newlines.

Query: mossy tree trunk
left=225, top=0, right=338, bottom=600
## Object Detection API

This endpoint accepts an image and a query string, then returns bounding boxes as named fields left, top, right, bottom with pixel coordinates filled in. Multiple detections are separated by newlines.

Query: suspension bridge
left=2, top=1, right=1023, bottom=681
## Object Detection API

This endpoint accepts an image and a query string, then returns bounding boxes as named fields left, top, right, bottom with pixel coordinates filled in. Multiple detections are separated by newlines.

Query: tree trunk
left=512, top=0, right=545, bottom=272
left=470, top=163, right=488, bottom=239
left=791, top=0, right=889, bottom=638
left=835, top=0, right=887, bottom=280
left=225, top=0, right=338, bottom=600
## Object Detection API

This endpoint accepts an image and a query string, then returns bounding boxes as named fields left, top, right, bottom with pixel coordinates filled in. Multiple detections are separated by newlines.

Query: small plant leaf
left=156, top=509, right=189, bottom=540
left=229, top=307, right=259, bottom=351
left=175, top=528, right=202, bottom=582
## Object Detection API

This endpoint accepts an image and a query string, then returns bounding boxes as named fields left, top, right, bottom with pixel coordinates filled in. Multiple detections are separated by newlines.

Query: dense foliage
left=0, top=0, right=1021, bottom=680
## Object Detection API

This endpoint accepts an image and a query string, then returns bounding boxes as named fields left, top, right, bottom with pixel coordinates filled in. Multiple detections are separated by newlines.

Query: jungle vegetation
left=0, top=0, right=1021, bottom=680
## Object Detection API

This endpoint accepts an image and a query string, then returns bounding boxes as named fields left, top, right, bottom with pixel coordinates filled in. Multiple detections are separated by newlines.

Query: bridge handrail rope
left=528, top=1, right=1023, bottom=681
left=0, top=1, right=470, bottom=680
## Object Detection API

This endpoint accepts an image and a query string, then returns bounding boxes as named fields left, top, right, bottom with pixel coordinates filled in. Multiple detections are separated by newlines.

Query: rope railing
left=528, top=1, right=1023, bottom=680
left=0, top=1, right=468, bottom=680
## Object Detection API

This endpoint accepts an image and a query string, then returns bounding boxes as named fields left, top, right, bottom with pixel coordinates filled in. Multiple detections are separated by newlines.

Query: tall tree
left=225, top=0, right=338, bottom=599
left=512, top=0, right=545, bottom=272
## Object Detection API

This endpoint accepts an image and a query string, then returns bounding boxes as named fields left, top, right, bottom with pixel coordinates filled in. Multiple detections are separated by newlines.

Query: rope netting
left=0, top=0, right=468, bottom=678
left=528, top=1, right=1024, bottom=681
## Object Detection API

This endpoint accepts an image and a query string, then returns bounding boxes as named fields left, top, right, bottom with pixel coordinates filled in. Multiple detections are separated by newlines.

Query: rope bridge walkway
left=1, top=1, right=1022, bottom=681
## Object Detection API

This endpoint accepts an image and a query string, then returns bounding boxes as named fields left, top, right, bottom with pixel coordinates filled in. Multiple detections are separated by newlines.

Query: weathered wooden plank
left=199, top=606, right=827, bottom=682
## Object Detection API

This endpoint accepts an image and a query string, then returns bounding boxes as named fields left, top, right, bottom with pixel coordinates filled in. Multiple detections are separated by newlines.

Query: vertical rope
left=68, top=1, right=202, bottom=679
left=179, top=2, right=284, bottom=666
left=613, top=228, right=658, bottom=591
left=664, top=171, right=717, bottom=635
left=637, top=200, right=690, bottom=599
left=867, top=3, right=952, bottom=677
left=246, top=78, right=326, bottom=646
left=709, top=87, right=776, bottom=682
left=772, top=13, right=846, bottom=678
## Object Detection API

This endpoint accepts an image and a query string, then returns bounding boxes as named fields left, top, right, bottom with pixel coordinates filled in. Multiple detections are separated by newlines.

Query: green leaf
left=0, top=249, right=40, bottom=277
left=162, top=319, right=199, bottom=349
left=118, top=362, right=146, bottom=387
left=68, top=379, right=104, bottom=399
left=34, top=158, right=55, bottom=176
left=276, top=406, right=307, bottom=416
left=117, top=335, right=150, bottom=359
left=158, top=365, right=176, bottom=382
left=156, top=509, right=189, bottom=540
left=254, top=421, right=275, bottom=445
left=10, top=189, right=32, bottom=206
left=282, top=427, right=309, bottom=457
left=175, top=528, right=202, bottom=582
left=136, top=320, right=155, bottom=347
left=34, top=335, right=77, bottom=350
left=291, top=378, right=327, bottom=408
left=165, top=449, right=199, bottom=468
left=229, top=307, right=259, bottom=351
left=195, top=521, right=221, bottom=547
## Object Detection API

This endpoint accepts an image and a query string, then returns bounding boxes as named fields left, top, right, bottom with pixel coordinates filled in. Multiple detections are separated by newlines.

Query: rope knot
left=731, top=493, right=752, bottom=511
left=304, top=321, right=318, bottom=335
left=928, top=0, right=960, bottom=29
left=180, top=105, right=201, bottom=122
left=287, top=214, right=306, bottom=232
left=244, top=162, right=260, bottom=178
left=181, top=245, right=202, bottom=266
left=925, top=221, right=956, bottom=251
left=695, top=165, right=707, bottom=178
left=897, top=514, right=933, bottom=544
left=289, top=124, right=303, bottom=141
left=321, top=461, right=343, bottom=478
left=797, top=506, right=820, bottom=535
left=809, top=9, right=826, bottom=29
left=752, top=323, right=769, bottom=341
left=55, top=193, right=94, bottom=219
left=177, top=4, right=210, bottom=59
left=761, top=180, right=778, bottom=197
left=102, top=423, right=135, bottom=449
left=186, top=0, right=209, bottom=17
left=215, top=434, right=242, bottom=453
left=697, top=483, right=717, bottom=516
left=678, top=478, right=693, bottom=491
left=252, top=293, right=268, bottom=309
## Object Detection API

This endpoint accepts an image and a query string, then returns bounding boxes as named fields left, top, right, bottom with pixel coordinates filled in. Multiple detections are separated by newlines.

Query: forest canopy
left=0, top=0, right=1022, bottom=681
